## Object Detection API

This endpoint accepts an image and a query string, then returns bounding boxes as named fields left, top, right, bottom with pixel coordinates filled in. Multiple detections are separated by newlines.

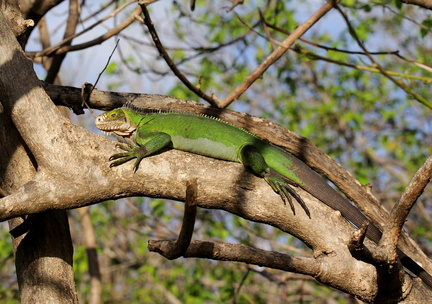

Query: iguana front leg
left=239, top=145, right=310, bottom=217
left=110, top=132, right=172, bottom=171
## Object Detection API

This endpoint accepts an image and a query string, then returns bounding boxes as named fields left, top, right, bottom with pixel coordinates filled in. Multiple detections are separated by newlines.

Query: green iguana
left=95, top=102, right=432, bottom=288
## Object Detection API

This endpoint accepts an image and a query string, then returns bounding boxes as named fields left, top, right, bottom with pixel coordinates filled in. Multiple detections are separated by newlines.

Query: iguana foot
left=264, top=172, right=311, bottom=218
left=109, top=143, right=148, bottom=172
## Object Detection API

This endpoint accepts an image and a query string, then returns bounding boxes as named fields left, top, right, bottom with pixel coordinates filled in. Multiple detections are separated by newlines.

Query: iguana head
left=95, top=108, right=136, bottom=137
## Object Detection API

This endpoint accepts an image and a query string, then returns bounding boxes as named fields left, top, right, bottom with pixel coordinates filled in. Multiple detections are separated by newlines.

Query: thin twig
left=219, top=0, right=340, bottom=108
left=295, top=47, right=432, bottom=83
left=335, top=5, right=432, bottom=109
left=265, top=21, right=399, bottom=56
left=258, top=9, right=276, bottom=51
left=79, top=0, right=117, bottom=24
left=81, top=39, right=120, bottom=114
left=241, top=16, right=432, bottom=83
left=232, top=268, right=250, bottom=304
left=93, top=39, right=120, bottom=91
left=393, top=52, right=432, bottom=73
left=27, top=1, right=137, bottom=58
left=380, top=3, right=432, bottom=35
left=226, top=0, right=244, bottom=13
left=139, top=2, right=221, bottom=106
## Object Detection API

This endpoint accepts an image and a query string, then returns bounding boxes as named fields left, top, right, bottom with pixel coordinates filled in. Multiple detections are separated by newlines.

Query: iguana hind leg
left=110, top=132, right=172, bottom=172
left=239, top=144, right=310, bottom=217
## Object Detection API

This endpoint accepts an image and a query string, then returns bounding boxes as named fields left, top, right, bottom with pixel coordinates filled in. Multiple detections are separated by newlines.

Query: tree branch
left=335, top=4, right=432, bottom=109
left=78, top=207, right=102, bottom=304
left=44, top=0, right=80, bottom=84
left=139, top=2, right=221, bottom=106
left=26, top=1, right=141, bottom=59
left=377, top=155, right=432, bottom=264
left=44, top=82, right=388, bottom=225
left=219, top=0, right=340, bottom=108
left=148, top=239, right=382, bottom=301
left=0, top=24, right=384, bottom=300
left=400, top=0, right=432, bottom=10
left=149, top=179, right=198, bottom=259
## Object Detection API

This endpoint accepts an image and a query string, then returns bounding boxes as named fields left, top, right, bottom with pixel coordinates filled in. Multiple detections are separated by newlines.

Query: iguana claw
left=265, top=174, right=311, bottom=218
left=109, top=143, right=148, bottom=171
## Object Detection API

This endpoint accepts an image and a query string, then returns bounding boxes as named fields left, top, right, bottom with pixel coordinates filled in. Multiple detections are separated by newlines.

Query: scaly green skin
left=95, top=103, right=432, bottom=288
left=95, top=104, right=309, bottom=215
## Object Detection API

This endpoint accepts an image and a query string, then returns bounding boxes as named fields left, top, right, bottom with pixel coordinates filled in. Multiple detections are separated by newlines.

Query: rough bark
left=400, top=0, right=432, bottom=10
left=0, top=8, right=78, bottom=303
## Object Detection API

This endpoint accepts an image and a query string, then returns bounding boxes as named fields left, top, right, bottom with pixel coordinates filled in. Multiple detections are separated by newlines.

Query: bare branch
left=78, top=207, right=102, bottom=304
left=236, top=16, right=432, bottom=83
left=258, top=9, right=277, bottom=51
left=139, top=2, right=221, bottom=106
left=219, top=0, right=340, bottom=108
left=150, top=239, right=319, bottom=274
left=26, top=1, right=139, bottom=59
left=400, top=0, right=432, bottom=9
left=148, top=239, right=382, bottom=301
left=44, top=0, right=80, bottom=84
left=264, top=21, right=398, bottom=56
left=149, top=179, right=198, bottom=259
left=84, top=39, right=120, bottom=111
left=226, top=0, right=244, bottom=13
left=377, top=155, right=432, bottom=263
left=335, top=4, right=432, bottom=109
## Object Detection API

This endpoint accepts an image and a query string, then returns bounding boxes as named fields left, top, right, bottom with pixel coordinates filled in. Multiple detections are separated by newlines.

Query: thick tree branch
left=148, top=239, right=381, bottom=302
left=400, top=0, right=432, bottom=9
left=44, top=83, right=387, bottom=223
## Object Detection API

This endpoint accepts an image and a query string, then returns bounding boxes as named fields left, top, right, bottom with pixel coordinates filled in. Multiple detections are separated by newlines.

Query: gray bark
left=0, top=8, right=78, bottom=303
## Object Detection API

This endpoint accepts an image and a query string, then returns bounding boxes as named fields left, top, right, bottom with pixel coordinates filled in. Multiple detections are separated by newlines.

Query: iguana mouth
left=95, top=117, right=136, bottom=136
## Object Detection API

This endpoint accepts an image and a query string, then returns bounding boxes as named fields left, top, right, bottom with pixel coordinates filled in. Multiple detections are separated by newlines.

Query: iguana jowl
left=95, top=102, right=432, bottom=288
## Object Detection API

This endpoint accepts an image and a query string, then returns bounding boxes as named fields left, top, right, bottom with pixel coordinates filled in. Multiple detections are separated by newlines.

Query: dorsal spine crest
left=122, top=101, right=257, bottom=138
